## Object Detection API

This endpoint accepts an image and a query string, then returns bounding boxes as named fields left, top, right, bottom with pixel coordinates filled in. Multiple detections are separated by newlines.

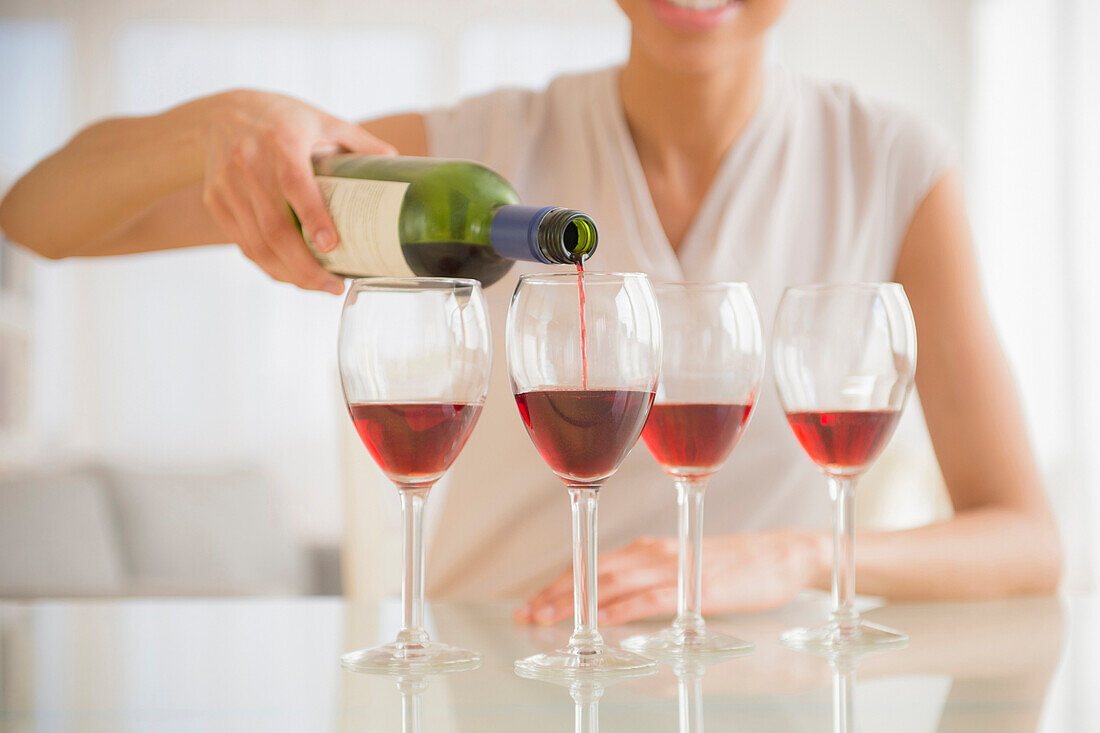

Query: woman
left=0, top=0, right=1061, bottom=623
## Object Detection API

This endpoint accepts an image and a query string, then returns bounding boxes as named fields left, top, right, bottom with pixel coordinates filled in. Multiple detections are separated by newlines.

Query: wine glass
left=772, top=283, right=916, bottom=653
left=338, top=277, right=491, bottom=674
left=507, top=271, right=662, bottom=680
left=622, top=282, right=764, bottom=659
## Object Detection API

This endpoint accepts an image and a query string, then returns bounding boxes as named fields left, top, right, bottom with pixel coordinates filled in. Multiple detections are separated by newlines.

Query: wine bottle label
left=308, top=176, right=414, bottom=277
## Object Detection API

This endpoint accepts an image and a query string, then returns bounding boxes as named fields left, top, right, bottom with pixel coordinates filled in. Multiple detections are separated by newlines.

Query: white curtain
left=968, top=0, right=1098, bottom=591
left=1064, top=0, right=1100, bottom=592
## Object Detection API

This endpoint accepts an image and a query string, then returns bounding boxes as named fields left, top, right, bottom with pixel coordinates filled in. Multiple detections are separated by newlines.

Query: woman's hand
left=515, top=530, right=826, bottom=626
left=201, top=90, right=396, bottom=294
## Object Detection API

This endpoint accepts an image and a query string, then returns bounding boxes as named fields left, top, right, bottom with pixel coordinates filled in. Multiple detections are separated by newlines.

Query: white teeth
left=666, top=0, right=731, bottom=10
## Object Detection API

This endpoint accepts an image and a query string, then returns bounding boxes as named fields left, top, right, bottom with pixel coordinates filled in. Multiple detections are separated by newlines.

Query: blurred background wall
left=0, top=0, right=1095, bottom=598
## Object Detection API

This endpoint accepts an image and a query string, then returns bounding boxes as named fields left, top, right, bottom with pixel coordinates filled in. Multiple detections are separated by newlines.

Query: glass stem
left=398, top=680, right=426, bottom=733
left=397, top=486, right=431, bottom=650
left=570, top=683, right=602, bottom=733
left=567, top=485, right=603, bottom=654
left=832, top=664, right=854, bottom=733
left=828, top=475, right=859, bottom=636
left=574, top=698, right=598, bottom=733
left=677, top=668, right=704, bottom=733
left=673, top=476, right=708, bottom=636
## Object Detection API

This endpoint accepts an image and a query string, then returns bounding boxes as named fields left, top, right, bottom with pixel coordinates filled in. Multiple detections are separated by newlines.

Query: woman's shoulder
left=772, top=71, right=958, bottom=263
left=777, top=70, right=956, bottom=173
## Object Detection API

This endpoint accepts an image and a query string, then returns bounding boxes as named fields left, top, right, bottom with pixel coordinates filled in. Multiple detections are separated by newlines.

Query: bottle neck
left=489, top=205, right=598, bottom=265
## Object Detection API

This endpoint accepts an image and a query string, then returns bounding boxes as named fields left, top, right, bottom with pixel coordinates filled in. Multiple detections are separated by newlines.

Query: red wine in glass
left=785, top=409, right=901, bottom=474
left=515, top=388, right=655, bottom=482
left=508, top=272, right=661, bottom=679
left=349, top=402, right=483, bottom=482
left=641, top=402, right=753, bottom=476
left=773, top=284, right=916, bottom=654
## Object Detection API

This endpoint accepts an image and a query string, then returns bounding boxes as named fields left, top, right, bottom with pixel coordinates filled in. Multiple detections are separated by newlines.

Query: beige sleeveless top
left=356, top=66, right=953, bottom=601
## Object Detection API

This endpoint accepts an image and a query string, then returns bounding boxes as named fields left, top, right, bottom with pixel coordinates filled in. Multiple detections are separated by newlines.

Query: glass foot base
left=780, top=621, right=908, bottom=656
left=622, top=626, right=754, bottom=661
left=515, top=645, right=658, bottom=682
left=342, top=641, right=482, bottom=676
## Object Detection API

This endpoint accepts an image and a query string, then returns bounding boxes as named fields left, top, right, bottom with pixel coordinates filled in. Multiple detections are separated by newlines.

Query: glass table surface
left=0, top=592, right=1092, bottom=731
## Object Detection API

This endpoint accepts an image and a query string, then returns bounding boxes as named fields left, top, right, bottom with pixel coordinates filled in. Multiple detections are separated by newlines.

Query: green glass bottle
left=303, top=155, right=597, bottom=286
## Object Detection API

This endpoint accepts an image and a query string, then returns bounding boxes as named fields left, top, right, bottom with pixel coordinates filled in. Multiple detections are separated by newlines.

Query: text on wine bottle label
left=309, top=177, right=414, bottom=277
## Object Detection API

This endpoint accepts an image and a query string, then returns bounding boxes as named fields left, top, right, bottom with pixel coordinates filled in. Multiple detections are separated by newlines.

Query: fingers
left=275, top=157, right=338, bottom=255
left=514, top=536, right=679, bottom=627
left=217, top=139, right=344, bottom=295
left=199, top=95, right=404, bottom=293
left=205, top=180, right=294, bottom=285
left=516, top=567, right=677, bottom=627
left=246, top=173, right=345, bottom=294
left=253, top=197, right=345, bottom=294
left=598, top=586, right=677, bottom=626
left=268, top=122, right=393, bottom=279
left=204, top=134, right=300, bottom=286
left=599, top=564, right=675, bottom=608
left=327, top=117, right=398, bottom=156
left=515, top=568, right=573, bottom=625
left=290, top=118, right=393, bottom=246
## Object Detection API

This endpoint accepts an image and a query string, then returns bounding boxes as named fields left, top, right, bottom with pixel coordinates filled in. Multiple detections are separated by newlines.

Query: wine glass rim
left=347, top=276, right=481, bottom=292
left=517, top=271, right=651, bottom=285
left=782, top=282, right=903, bottom=295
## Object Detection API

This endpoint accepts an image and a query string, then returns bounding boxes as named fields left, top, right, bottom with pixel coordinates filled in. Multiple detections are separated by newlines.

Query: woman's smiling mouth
left=650, top=0, right=744, bottom=31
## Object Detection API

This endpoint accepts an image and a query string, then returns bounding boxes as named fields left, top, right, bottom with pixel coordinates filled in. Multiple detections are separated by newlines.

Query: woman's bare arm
left=62, top=113, right=429, bottom=260
left=855, top=168, right=1062, bottom=598
left=361, top=113, right=427, bottom=157
left=0, top=91, right=424, bottom=293
left=0, top=94, right=215, bottom=258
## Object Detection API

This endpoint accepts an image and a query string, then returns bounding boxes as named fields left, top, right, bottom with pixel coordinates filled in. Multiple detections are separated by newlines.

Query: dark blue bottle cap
left=489, top=205, right=555, bottom=264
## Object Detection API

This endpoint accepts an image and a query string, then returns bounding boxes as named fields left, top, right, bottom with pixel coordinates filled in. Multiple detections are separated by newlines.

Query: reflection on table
left=0, top=593, right=1080, bottom=731
left=339, top=592, right=1067, bottom=731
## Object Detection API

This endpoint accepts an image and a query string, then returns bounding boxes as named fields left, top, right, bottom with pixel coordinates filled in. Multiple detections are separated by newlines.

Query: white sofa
left=0, top=463, right=319, bottom=598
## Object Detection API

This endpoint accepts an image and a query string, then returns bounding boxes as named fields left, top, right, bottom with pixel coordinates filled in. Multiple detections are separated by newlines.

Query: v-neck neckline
left=601, top=66, right=778, bottom=278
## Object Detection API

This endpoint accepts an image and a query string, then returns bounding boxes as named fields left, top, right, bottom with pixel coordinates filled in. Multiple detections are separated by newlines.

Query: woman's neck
left=619, top=42, right=766, bottom=173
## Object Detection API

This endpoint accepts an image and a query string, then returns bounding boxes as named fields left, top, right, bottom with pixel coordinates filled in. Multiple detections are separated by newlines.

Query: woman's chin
left=622, top=0, right=781, bottom=74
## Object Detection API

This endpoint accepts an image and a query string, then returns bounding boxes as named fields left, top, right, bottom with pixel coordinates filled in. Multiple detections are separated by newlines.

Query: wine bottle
left=302, top=155, right=598, bottom=286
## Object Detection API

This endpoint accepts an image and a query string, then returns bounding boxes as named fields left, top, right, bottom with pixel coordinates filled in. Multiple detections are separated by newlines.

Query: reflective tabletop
left=0, top=593, right=1091, bottom=731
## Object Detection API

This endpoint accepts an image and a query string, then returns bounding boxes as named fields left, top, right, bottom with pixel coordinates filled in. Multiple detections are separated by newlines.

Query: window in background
left=0, top=20, right=71, bottom=463
left=969, top=4, right=1098, bottom=727
left=1049, top=3, right=1100, bottom=726
left=771, top=1, right=968, bottom=143
left=969, top=0, right=1092, bottom=591
left=115, top=23, right=434, bottom=120
left=458, top=20, right=629, bottom=99
left=0, top=21, right=72, bottom=175
left=1066, top=0, right=1100, bottom=592
left=0, top=244, right=32, bottom=453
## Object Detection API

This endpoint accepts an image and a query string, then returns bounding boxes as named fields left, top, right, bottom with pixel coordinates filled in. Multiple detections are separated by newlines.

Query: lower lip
left=649, top=0, right=742, bottom=32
